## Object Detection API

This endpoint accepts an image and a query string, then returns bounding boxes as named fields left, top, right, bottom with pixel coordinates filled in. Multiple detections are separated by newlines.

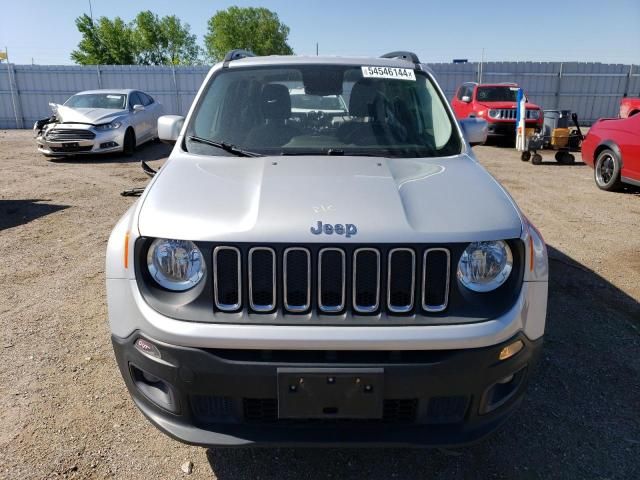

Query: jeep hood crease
left=137, top=152, right=522, bottom=243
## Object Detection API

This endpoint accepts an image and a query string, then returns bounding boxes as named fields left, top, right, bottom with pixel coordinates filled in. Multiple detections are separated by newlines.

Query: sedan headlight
left=457, top=241, right=513, bottom=292
left=147, top=239, right=205, bottom=291
left=94, top=121, right=122, bottom=130
left=488, top=109, right=500, bottom=119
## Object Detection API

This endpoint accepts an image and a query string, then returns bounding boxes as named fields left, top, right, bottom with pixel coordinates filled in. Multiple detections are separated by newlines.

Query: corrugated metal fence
left=1, top=62, right=639, bottom=129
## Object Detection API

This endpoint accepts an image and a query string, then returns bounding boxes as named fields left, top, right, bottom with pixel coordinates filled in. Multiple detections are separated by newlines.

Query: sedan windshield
left=186, top=65, right=461, bottom=158
left=476, top=86, right=519, bottom=102
left=64, top=93, right=127, bottom=110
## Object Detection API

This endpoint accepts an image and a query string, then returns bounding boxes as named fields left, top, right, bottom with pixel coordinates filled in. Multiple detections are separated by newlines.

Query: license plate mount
left=277, top=368, right=384, bottom=419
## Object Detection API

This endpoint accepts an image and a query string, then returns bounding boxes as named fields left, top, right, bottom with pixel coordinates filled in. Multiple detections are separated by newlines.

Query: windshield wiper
left=187, top=136, right=262, bottom=157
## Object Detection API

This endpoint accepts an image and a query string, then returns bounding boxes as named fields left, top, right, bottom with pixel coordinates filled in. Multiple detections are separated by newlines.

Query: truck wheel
left=123, top=129, right=136, bottom=157
left=521, top=151, right=531, bottom=162
left=532, top=154, right=542, bottom=165
left=594, top=149, right=622, bottom=191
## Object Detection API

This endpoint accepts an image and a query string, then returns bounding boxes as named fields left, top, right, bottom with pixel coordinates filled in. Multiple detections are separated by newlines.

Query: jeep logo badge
left=310, top=221, right=357, bottom=238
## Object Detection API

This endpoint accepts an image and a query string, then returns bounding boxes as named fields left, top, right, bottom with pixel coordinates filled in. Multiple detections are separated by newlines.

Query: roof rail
left=223, top=49, right=256, bottom=63
left=380, top=51, right=421, bottom=64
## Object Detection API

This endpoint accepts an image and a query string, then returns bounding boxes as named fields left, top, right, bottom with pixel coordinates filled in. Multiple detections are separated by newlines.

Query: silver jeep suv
left=106, top=50, right=548, bottom=447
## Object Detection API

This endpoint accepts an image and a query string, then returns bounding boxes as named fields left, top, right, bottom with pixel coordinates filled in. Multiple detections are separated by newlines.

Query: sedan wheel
left=594, top=149, right=622, bottom=191
left=123, top=129, right=136, bottom=157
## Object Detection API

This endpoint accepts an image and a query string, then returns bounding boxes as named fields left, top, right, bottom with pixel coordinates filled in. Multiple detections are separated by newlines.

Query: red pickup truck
left=451, top=83, right=543, bottom=137
left=619, top=97, right=640, bottom=118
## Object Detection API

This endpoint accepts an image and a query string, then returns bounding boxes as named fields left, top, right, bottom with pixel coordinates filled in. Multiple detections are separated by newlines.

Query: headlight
left=457, top=241, right=513, bottom=292
left=528, top=110, right=540, bottom=120
left=488, top=109, right=500, bottom=119
left=94, top=121, right=122, bottom=130
left=147, top=239, right=205, bottom=291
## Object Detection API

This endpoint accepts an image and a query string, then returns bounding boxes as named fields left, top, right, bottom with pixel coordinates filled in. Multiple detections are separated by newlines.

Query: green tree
left=133, top=11, right=201, bottom=65
left=71, top=12, right=201, bottom=65
left=204, top=7, right=293, bottom=62
left=71, top=14, right=136, bottom=65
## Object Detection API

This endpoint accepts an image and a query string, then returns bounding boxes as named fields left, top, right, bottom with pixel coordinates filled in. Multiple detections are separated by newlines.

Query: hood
left=51, top=103, right=126, bottom=125
left=137, top=152, right=523, bottom=244
left=477, top=101, right=541, bottom=110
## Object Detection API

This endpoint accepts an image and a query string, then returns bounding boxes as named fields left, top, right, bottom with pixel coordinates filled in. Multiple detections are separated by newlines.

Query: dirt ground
left=0, top=129, right=638, bottom=480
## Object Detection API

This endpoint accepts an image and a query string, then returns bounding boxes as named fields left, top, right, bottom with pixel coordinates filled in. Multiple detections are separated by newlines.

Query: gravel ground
left=0, top=129, right=638, bottom=479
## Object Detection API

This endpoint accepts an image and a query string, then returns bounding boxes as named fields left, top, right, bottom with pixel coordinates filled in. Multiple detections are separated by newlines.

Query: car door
left=620, top=114, right=640, bottom=181
left=129, top=92, right=151, bottom=142
left=141, top=92, right=162, bottom=137
left=452, top=84, right=473, bottom=119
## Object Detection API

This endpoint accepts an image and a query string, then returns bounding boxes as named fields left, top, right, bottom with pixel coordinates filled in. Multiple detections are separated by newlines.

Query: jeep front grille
left=211, top=245, right=451, bottom=316
left=491, top=109, right=538, bottom=120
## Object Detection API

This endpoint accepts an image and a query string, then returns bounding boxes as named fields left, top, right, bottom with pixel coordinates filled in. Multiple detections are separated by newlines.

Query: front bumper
left=112, top=332, right=542, bottom=447
left=36, top=128, right=124, bottom=156
left=487, top=121, right=541, bottom=136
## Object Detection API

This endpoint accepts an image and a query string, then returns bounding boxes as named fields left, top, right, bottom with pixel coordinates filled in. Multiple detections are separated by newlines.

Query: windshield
left=64, top=93, right=127, bottom=110
left=476, top=86, right=519, bottom=102
left=186, top=65, right=461, bottom=158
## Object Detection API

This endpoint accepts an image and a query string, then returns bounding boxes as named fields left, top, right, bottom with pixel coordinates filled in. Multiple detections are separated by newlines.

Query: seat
left=338, top=79, right=384, bottom=145
left=243, top=84, right=300, bottom=148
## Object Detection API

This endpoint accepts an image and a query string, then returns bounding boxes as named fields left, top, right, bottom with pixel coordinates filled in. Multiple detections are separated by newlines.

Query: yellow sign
left=0, top=51, right=7, bottom=61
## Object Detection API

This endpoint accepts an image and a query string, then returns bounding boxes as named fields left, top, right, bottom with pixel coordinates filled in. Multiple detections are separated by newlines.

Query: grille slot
left=387, top=248, right=416, bottom=313
left=242, top=398, right=417, bottom=423
left=283, top=248, right=311, bottom=313
left=248, top=247, right=276, bottom=312
left=318, top=248, right=346, bottom=313
left=353, top=248, right=380, bottom=313
left=422, top=248, right=451, bottom=312
left=213, top=246, right=241, bottom=312
left=46, top=128, right=96, bottom=141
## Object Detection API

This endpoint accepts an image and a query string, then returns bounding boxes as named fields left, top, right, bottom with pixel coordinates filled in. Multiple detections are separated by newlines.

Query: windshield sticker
left=107, top=95, right=121, bottom=99
left=361, top=66, right=416, bottom=81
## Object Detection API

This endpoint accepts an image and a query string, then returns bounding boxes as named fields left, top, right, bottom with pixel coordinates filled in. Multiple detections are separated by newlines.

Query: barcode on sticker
left=361, top=66, right=416, bottom=81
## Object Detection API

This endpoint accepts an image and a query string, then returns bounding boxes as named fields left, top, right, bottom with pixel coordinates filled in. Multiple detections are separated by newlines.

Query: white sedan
left=34, top=89, right=163, bottom=157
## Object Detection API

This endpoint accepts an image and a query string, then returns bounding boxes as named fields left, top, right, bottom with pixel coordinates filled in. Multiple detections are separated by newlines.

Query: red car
left=582, top=114, right=640, bottom=191
left=619, top=97, right=640, bottom=118
left=451, top=82, right=543, bottom=137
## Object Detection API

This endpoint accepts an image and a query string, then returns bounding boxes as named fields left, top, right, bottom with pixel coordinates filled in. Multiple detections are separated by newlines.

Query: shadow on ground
left=0, top=199, right=69, bottom=231
left=47, top=140, right=171, bottom=164
left=205, top=246, right=640, bottom=480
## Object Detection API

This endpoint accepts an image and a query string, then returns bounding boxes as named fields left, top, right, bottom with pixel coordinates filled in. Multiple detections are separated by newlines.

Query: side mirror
left=459, top=117, right=488, bottom=146
left=133, top=104, right=145, bottom=112
left=158, top=115, right=184, bottom=144
left=461, top=95, right=471, bottom=103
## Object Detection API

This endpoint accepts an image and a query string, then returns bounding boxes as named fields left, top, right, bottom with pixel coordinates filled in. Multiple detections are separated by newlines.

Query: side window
left=141, top=93, right=154, bottom=106
left=457, top=86, right=466, bottom=100
left=129, top=92, right=142, bottom=108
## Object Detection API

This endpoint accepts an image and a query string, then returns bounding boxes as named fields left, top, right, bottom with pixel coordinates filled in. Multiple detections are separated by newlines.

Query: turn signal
left=499, top=340, right=524, bottom=361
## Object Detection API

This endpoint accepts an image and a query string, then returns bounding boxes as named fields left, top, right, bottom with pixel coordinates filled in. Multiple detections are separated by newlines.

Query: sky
left=1, top=0, right=639, bottom=65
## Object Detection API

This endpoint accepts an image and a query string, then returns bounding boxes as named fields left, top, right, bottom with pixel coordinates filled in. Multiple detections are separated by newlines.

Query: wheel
left=594, top=149, right=623, bottom=191
left=123, top=128, right=136, bottom=157
left=521, top=151, right=531, bottom=162
left=532, top=154, right=542, bottom=165
left=554, top=151, right=564, bottom=162
left=564, top=154, right=576, bottom=164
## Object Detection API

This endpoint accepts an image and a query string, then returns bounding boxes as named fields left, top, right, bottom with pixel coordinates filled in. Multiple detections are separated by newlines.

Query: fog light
left=499, top=340, right=523, bottom=361
left=134, top=338, right=161, bottom=359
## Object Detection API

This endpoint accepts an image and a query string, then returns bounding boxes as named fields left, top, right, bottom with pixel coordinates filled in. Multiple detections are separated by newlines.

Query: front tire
left=594, top=149, right=622, bottom=191
left=123, top=128, right=136, bottom=157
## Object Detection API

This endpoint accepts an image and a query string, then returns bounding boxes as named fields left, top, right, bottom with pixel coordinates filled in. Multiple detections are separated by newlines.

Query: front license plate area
left=62, top=142, right=79, bottom=148
left=277, top=368, right=384, bottom=419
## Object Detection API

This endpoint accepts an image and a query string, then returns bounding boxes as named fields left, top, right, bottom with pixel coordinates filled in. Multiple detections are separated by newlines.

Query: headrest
left=261, top=84, right=291, bottom=120
left=349, top=78, right=381, bottom=117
